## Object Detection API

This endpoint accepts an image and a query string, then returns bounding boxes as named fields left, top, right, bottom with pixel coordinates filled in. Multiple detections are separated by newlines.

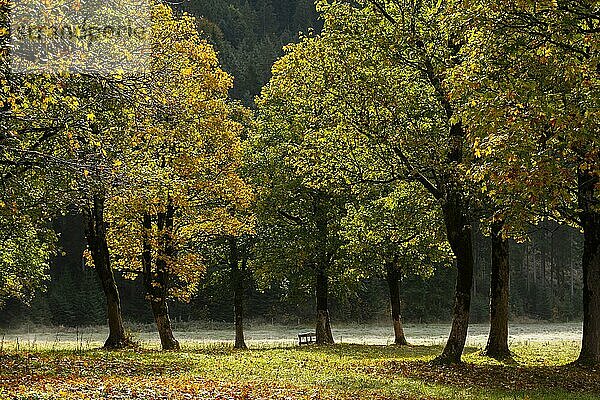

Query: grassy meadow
left=1, top=323, right=598, bottom=399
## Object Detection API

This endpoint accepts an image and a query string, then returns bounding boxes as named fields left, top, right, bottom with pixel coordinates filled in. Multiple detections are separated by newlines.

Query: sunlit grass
left=1, top=336, right=598, bottom=400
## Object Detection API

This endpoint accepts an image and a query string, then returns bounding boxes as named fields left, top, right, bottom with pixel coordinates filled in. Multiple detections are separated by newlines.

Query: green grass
left=1, top=341, right=598, bottom=399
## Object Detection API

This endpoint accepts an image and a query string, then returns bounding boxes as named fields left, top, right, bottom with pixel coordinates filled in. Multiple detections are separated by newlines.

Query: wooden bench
left=298, top=332, right=316, bottom=345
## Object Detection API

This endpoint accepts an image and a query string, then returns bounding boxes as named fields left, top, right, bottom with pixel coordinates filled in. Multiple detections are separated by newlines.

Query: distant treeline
left=0, top=214, right=582, bottom=328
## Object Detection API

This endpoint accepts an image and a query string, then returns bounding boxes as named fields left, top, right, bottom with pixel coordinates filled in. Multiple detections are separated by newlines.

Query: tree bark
left=229, top=236, right=247, bottom=350
left=84, top=194, right=130, bottom=349
left=577, top=170, right=600, bottom=365
left=570, top=230, right=575, bottom=300
left=315, top=266, right=334, bottom=344
left=143, top=203, right=180, bottom=351
left=435, top=189, right=474, bottom=364
left=386, top=258, right=408, bottom=345
left=484, top=219, right=511, bottom=360
left=313, top=193, right=335, bottom=345
left=150, top=296, right=179, bottom=350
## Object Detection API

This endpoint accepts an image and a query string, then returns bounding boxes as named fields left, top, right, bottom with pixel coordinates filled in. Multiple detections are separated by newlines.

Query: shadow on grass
left=372, top=357, right=600, bottom=394
left=3, top=343, right=599, bottom=397
left=272, top=344, right=600, bottom=395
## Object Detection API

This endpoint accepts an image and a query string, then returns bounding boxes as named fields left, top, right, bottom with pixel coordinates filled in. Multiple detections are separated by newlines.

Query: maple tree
left=453, top=0, right=600, bottom=365
left=341, top=182, right=452, bottom=344
left=2, top=1, right=253, bottom=350
left=63, top=74, right=147, bottom=350
left=250, top=76, right=348, bottom=344
left=254, top=0, right=482, bottom=362
left=0, top=0, right=154, bottom=347
left=106, top=4, right=253, bottom=350
left=0, top=2, right=91, bottom=310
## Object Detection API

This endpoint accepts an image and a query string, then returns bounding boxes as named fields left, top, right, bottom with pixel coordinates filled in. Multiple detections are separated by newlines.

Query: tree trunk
left=143, top=203, right=180, bottom=351
left=525, top=244, right=530, bottom=293
left=484, top=219, right=511, bottom=360
left=577, top=170, right=600, bottom=365
left=541, top=221, right=547, bottom=290
left=150, top=297, right=180, bottom=350
left=570, top=230, right=575, bottom=300
left=435, top=190, right=474, bottom=364
left=230, top=236, right=247, bottom=349
left=315, top=266, right=334, bottom=344
left=313, top=193, right=334, bottom=345
left=386, top=258, right=408, bottom=345
left=84, top=194, right=130, bottom=349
